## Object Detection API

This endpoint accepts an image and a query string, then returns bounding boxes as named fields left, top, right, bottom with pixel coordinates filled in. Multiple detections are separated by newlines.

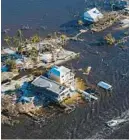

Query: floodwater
left=1, top=0, right=129, bottom=139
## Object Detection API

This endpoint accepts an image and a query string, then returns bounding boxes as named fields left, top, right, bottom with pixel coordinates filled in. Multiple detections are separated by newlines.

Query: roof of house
left=48, top=66, right=71, bottom=77
left=84, top=8, right=103, bottom=21
left=32, top=75, right=68, bottom=95
left=97, top=81, right=112, bottom=90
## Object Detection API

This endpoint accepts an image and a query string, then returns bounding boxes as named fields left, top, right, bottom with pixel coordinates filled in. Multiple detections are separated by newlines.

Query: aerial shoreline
left=1, top=0, right=129, bottom=139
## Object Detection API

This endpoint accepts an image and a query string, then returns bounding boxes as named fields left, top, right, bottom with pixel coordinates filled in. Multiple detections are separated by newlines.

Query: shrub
left=32, top=70, right=43, bottom=76
left=15, top=84, right=20, bottom=89
left=104, top=33, right=116, bottom=45
left=6, top=59, right=16, bottom=71
left=77, top=20, right=84, bottom=26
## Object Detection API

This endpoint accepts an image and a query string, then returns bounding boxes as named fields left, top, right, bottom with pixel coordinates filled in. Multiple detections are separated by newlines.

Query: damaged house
left=32, top=66, right=75, bottom=102
left=83, top=8, right=103, bottom=23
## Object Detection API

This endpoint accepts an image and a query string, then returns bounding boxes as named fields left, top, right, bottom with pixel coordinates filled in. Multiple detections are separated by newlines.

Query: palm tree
left=18, top=46, right=24, bottom=54
left=29, top=47, right=39, bottom=62
left=78, top=20, right=84, bottom=26
left=12, top=36, right=20, bottom=51
left=17, top=29, right=23, bottom=42
left=31, top=34, right=40, bottom=43
left=16, top=29, right=23, bottom=45
left=61, top=34, right=67, bottom=47
left=4, top=35, right=12, bottom=48
left=104, top=33, right=116, bottom=45
left=6, top=59, right=16, bottom=71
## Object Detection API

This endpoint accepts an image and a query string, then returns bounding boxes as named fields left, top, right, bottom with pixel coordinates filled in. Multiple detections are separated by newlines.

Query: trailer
left=97, top=81, right=112, bottom=91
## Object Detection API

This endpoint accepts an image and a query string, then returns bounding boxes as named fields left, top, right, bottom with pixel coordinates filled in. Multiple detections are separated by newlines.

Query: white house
left=47, top=66, right=75, bottom=88
left=83, top=8, right=103, bottom=23
left=32, top=75, right=72, bottom=102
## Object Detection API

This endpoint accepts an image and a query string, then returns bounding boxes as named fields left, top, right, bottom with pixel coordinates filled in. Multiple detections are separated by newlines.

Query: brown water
left=1, top=0, right=129, bottom=139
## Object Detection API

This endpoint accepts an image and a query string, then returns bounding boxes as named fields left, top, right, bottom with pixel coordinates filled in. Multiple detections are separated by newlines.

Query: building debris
left=2, top=48, right=16, bottom=55
left=119, top=19, right=129, bottom=28
left=112, top=0, right=129, bottom=10
left=83, top=66, right=92, bottom=75
left=91, top=12, right=120, bottom=32
left=1, top=72, right=18, bottom=83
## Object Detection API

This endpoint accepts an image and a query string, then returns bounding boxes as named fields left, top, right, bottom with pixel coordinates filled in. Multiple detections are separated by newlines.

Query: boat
left=106, top=120, right=118, bottom=127
left=106, top=119, right=126, bottom=127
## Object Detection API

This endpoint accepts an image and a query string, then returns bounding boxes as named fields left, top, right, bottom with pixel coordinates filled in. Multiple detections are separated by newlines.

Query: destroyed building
left=112, top=0, right=129, bottom=10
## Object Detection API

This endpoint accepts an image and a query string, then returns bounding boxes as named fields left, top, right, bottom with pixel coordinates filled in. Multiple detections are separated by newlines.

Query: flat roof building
left=48, top=66, right=75, bottom=88
left=32, top=75, right=71, bottom=102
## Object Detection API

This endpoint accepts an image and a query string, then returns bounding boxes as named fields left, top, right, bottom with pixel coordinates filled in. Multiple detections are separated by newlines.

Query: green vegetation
left=31, top=34, right=40, bottom=43
left=16, top=29, right=24, bottom=43
left=32, top=70, right=43, bottom=76
left=77, top=20, right=84, bottom=26
left=104, top=33, right=116, bottom=45
left=4, top=36, right=12, bottom=48
left=61, top=34, right=67, bottom=46
left=15, top=84, right=20, bottom=90
left=29, top=47, right=39, bottom=61
left=6, top=59, right=16, bottom=71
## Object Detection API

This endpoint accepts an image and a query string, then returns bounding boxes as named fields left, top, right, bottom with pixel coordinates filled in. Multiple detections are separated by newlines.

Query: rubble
left=1, top=94, right=41, bottom=125
left=1, top=72, right=18, bottom=83
left=91, top=12, right=120, bottom=32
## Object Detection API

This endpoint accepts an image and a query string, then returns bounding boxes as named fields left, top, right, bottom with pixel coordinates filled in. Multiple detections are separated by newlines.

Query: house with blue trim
left=83, top=8, right=103, bottom=23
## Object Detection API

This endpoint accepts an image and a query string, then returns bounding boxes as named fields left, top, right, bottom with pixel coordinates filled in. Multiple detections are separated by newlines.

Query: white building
left=47, top=66, right=75, bottom=88
left=83, top=8, right=103, bottom=23
left=32, top=75, right=72, bottom=102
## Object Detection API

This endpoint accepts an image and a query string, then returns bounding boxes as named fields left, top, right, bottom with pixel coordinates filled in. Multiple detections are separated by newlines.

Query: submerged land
left=1, top=0, right=129, bottom=139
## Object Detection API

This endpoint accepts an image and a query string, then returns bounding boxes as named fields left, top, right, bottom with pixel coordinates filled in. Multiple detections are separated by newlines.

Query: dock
left=76, top=89, right=98, bottom=101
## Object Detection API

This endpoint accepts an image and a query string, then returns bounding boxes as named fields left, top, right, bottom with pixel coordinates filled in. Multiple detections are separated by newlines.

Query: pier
left=76, top=89, right=98, bottom=101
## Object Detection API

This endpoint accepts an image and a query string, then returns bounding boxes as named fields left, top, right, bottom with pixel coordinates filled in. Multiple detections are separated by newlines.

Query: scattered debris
left=83, top=66, right=92, bottom=75
left=112, top=0, right=129, bottom=10
left=1, top=28, right=10, bottom=34
left=119, top=19, right=129, bottom=28
left=91, top=12, right=120, bottom=32
left=21, top=25, right=32, bottom=30
left=1, top=72, right=18, bottom=83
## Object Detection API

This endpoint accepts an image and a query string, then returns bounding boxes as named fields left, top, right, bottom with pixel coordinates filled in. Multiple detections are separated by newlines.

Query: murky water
left=1, top=0, right=129, bottom=139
